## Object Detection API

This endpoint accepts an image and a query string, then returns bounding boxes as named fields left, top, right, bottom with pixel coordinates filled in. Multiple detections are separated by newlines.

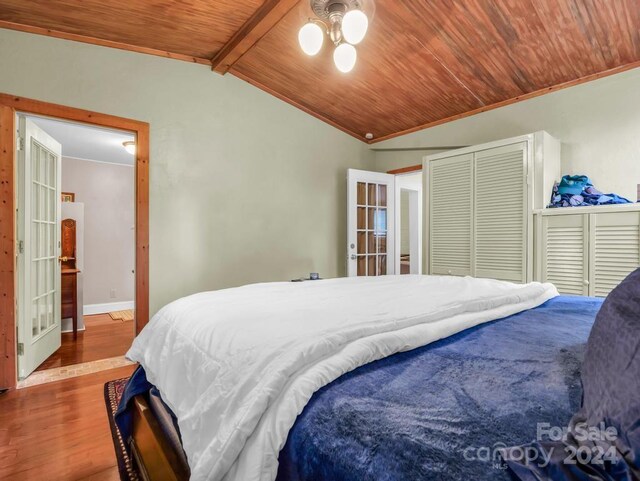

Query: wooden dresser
left=61, top=219, right=80, bottom=337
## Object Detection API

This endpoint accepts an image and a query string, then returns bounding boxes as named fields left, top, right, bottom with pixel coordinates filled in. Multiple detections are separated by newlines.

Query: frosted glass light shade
left=333, top=43, right=357, bottom=73
left=298, top=22, right=324, bottom=56
left=122, top=141, right=136, bottom=155
left=342, top=9, right=368, bottom=45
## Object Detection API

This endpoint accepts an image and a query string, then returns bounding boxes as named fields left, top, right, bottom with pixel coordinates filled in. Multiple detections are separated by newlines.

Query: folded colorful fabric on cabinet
left=549, top=175, right=632, bottom=208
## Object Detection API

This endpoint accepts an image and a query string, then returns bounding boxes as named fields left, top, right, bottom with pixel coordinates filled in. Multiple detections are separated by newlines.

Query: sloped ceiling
left=1, top=0, right=639, bottom=142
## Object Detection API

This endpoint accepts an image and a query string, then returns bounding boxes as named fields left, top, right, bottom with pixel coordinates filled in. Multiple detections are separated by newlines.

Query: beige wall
left=373, top=149, right=448, bottom=175
left=373, top=68, right=640, bottom=202
left=0, top=29, right=372, bottom=315
left=62, top=157, right=134, bottom=306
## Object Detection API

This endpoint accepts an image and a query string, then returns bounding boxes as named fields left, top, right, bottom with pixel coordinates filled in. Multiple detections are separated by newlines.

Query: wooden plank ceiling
left=1, top=0, right=639, bottom=142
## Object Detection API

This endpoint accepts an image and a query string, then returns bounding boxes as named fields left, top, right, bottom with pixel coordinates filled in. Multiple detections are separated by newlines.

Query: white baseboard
left=84, top=301, right=134, bottom=316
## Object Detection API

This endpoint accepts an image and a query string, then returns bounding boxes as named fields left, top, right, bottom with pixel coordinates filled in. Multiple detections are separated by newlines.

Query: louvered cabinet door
left=429, top=153, right=473, bottom=276
left=590, top=212, right=640, bottom=297
left=542, top=214, right=589, bottom=295
left=474, top=143, right=527, bottom=282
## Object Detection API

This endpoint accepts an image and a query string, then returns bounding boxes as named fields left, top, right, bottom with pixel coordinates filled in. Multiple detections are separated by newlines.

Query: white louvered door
left=429, top=153, right=473, bottom=276
left=474, top=143, right=527, bottom=282
left=590, top=211, right=640, bottom=297
left=542, top=214, right=589, bottom=295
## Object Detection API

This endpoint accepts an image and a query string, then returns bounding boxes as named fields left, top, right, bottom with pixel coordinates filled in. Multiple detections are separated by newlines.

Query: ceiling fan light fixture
left=299, top=0, right=371, bottom=72
left=341, top=9, right=368, bottom=45
left=298, top=22, right=324, bottom=56
left=333, top=43, right=357, bottom=73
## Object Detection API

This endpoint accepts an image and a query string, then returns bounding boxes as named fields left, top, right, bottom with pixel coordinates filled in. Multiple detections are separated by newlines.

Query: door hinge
left=17, top=343, right=24, bottom=356
left=18, top=240, right=24, bottom=254
left=17, top=136, right=24, bottom=151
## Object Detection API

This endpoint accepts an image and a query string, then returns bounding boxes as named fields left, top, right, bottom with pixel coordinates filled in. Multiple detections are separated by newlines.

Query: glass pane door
left=356, top=181, right=388, bottom=276
left=17, top=116, right=62, bottom=379
left=30, top=140, right=58, bottom=338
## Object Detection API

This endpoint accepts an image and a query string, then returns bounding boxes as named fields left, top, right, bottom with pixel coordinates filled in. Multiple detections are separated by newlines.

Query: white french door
left=17, top=116, right=62, bottom=379
left=347, top=169, right=395, bottom=277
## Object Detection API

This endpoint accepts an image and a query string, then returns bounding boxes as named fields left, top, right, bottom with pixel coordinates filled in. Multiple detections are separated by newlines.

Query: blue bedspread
left=276, top=295, right=603, bottom=481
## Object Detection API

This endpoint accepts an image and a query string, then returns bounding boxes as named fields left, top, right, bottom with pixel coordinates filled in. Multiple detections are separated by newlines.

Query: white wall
left=0, top=29, right=372, bottom=316
left=373, top=68, right=640, bottom=202
left=62, top=157, right=135, bottom=306
left=400, top=191, right=410, bottom=255
left=397, top=173, right=422, bottom=255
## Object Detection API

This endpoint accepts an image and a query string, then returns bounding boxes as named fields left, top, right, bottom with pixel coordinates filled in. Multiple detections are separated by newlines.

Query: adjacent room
left=15, top=115, right=135, bottom=387
left=395, top=170, right=422, bottom=274
left=0, top=1, right=639, bottom=481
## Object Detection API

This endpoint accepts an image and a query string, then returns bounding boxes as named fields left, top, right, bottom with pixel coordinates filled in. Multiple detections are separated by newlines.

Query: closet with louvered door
left=428, top=153, right=473, bottom=276
left=425, top=131, right=561, bottom=282
left=590, top=211, right=640, bottom=297
left=474, top=143, right=527, bottom=282
left=541, top=214, right=589, bottom=295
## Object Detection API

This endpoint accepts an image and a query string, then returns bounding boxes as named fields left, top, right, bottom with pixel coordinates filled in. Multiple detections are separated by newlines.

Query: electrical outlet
left=110, top=289, right=116, bottom=299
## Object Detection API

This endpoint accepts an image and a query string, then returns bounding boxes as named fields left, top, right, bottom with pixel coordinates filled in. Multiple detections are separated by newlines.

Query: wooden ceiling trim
left=0, top=20, right=213, bottom=66
left=370, top=60, right=640, bottom=144
left=387, top=164, right=422, bottom=175
left=211, top=0, right=301, bottom=74
left=231, top=69, right=365, bottom=141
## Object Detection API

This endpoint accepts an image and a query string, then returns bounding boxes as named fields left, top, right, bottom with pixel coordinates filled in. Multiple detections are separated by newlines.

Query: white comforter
left=127, top=275, right=557, bottom=481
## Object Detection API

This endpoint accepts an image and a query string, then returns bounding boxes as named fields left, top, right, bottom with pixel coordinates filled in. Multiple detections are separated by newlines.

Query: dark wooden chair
left=60, top=219, right=80, bottom=337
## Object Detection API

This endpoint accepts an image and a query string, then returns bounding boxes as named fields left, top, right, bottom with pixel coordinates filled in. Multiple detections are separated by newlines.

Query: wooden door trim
left=387, top=164, right=422, bottom=175
left=0, top=94, right=150, bottom=392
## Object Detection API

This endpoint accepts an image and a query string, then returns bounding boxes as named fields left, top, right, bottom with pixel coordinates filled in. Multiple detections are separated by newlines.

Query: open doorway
left=15, top=114, right=136, bottom=387
left=395, top=172, right=423, bottom=275
left=0, top=94, right=149, bottom=393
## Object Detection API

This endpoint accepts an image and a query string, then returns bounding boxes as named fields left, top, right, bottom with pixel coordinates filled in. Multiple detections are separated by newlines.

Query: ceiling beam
left=211, top=0, right=300, bottom=75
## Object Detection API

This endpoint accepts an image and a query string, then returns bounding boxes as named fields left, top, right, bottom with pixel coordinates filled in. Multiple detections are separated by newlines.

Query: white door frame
left=394, top=171, right=423, bottom=275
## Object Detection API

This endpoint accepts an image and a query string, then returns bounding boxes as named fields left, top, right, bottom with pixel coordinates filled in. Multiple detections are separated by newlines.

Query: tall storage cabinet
left=429, top=153, right=473, bottom=276
left=539, top=207, right=640, bottom=297
left=474, top=142, right=528, bottom=281
left=425, top=132, right=561, bottom=283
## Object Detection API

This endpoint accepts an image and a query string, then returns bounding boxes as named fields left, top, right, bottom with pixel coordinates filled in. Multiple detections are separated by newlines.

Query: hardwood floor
left=0, top=365, right=136, bottom=480
left=36, top=314, right=135, bottom=371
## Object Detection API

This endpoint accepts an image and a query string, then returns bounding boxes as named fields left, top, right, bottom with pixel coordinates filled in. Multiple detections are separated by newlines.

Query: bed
left=114, top=275, right=602, bottom=481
